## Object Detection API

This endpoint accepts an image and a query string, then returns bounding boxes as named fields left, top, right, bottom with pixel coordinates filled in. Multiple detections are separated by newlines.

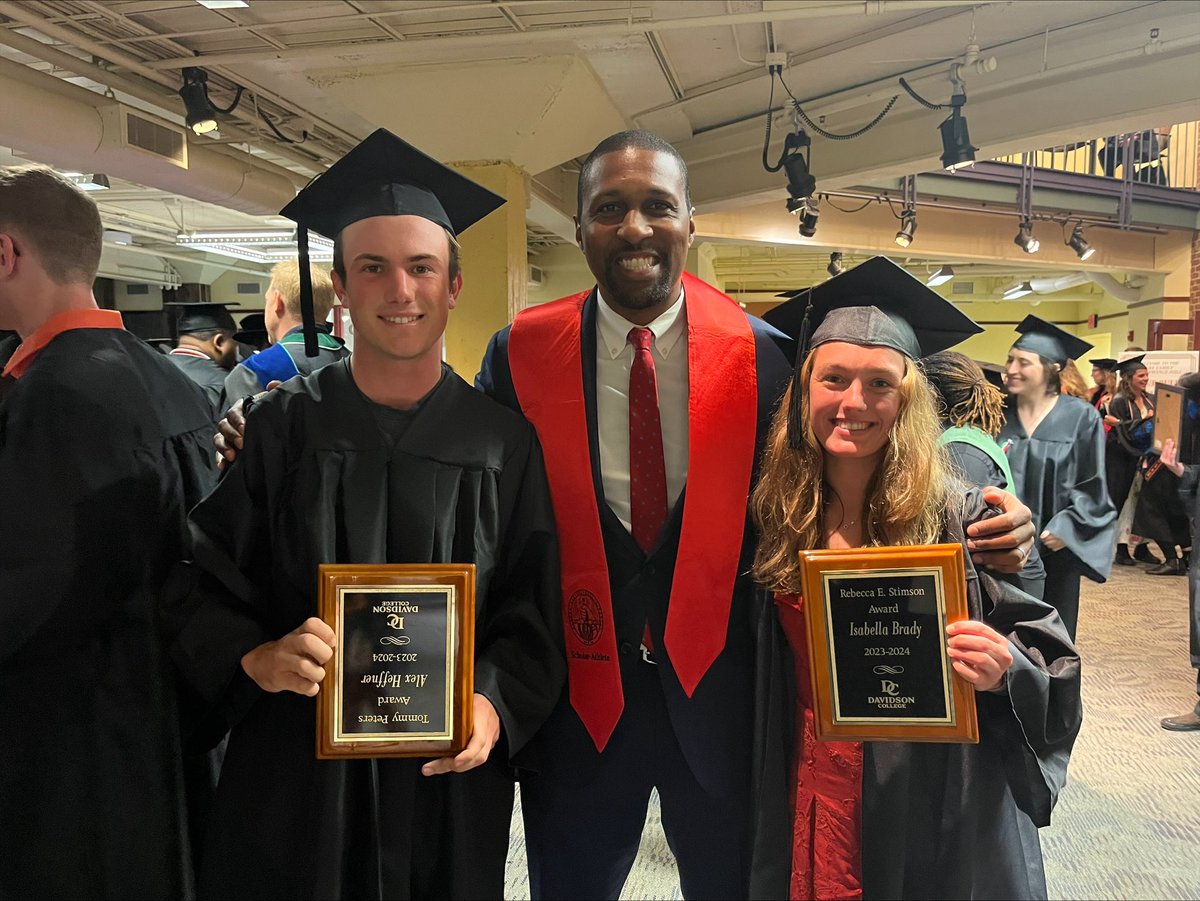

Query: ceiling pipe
left=1084, top=271, right=1143, bottom=303
left=132, top=0, right=993, bottom=70
left=0, top=56, right=298, bottom=216
left=1027, top=272, right=1090, bottom=294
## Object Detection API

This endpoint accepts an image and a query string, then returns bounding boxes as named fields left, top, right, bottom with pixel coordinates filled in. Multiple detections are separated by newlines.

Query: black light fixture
left=1067, top=224, right=1095, bottom=261
left=894, top=209, right=917, bottom=248
left=1014, top=219, right=1040, bottom=254
left=827, top=251, right=846, bottom=277
left=178, top=66, right=243, bottom=135
left=938, top=96, right=977, bottom=171
left=777, top=128, right=820, bottom=237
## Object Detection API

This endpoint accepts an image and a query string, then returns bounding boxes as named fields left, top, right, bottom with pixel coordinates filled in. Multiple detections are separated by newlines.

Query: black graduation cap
left=166, top=302, right=237, bottom=335
left=233, top=312, right=268, bottom=345
left=976, top=360, right=1007, bottom=391
left=279, top=128, right=506, bottom=356
left=1116, top=354, right=1148, bottom=377
left=765, top=256, right=982, bottom=449
left=1011, top=315, right=1093, bottom=366
left=1089, top=357, right=1118, bottom=372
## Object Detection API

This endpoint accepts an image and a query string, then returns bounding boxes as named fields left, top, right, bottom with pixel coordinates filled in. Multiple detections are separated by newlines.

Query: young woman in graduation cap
left=998, top=317, right=1118, bottom=639
left=1105, top=355, right=1162, bottom=566
left=752, top=258, right=1081, bottom=901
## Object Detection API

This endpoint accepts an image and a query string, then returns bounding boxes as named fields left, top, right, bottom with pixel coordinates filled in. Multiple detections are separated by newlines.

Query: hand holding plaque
left=799, top=543, right=979, bottom=743
left=316, top=564, right=475, bottom=759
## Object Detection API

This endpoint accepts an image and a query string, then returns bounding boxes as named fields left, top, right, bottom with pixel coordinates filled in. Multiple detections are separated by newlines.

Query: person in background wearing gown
left=167, top=302, right=239, bottom=418
left=1088, top=358, right=1117, bottom=418
left=923, top=350, right=1047, bottom=599
left=163, top=131, right=564, bottom=900
left=751, top=263, right=1081, bottom=900
left=1107, top=355, right=1163, bottom=567
left=998, top=316, right=1117, bottom=640
left=222, top=259, right=348, bottom=404
left=1058, top=358, right=1090, bottom=401
left=1159, top=404, right=1200, bottom=730
left=0, top=164, right=217, bottom=898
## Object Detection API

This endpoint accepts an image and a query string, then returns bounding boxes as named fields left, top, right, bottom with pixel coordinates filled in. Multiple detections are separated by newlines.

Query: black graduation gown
left=998, top=394, right=1116, bottom=582
left=859, top=491, right=1082, bottom=900
left=169, top=350, right=228, bottom=419
left=163, top=360, right=564, bottom=900
left=0, top=327, right=216, bottom=898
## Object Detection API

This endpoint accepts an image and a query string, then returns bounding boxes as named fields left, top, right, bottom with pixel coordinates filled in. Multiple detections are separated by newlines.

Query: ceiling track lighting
left=926, top=265, right=954, bottom=287
left=827, top=251, right=846, bottom=277
left=65, top=173, right=110, bottom=191
left=178, top=66, right=244, bottom=136
left=1014, top=219, right=1040, bottom=254
left=1067, top=223, right=1095, bottom=261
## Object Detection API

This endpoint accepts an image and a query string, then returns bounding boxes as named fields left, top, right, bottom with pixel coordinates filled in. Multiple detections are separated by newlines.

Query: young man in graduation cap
left=475, top=131, right=1037, bottom=900
left=167, top=301, right=240, bottom=417
left=164, top=130, right=564, bottom=899
left=0, top=164, right=217, bottom=897
left=998, top=315, right=1117, bottom=639
left=223, top=259, right=348, bottom=403
left=751, top=257, right=1080, bottom=900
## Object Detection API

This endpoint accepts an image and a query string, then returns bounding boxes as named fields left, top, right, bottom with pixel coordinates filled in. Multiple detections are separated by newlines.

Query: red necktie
left=628, top=327, right=669, bottom=555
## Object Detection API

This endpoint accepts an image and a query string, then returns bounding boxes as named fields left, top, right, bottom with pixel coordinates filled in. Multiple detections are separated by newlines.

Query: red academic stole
left=508, top=273, right=758, bottom=751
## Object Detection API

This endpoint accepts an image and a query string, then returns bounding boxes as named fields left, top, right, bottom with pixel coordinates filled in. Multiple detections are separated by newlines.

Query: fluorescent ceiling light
left=69, top=174, right=110, bottom=191
left=179, top=229, right=295, bottom=242
left=926, top=265, right=954, bottom=287
left=1002, top=281, right=1033, bottom=300
left=196, top=0, right=249, bottom=9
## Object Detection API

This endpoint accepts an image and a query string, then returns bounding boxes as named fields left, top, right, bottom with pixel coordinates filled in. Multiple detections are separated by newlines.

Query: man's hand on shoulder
left=214, top=382, right=281, bottom=471
left=966, top=486, right=1036, bottom=573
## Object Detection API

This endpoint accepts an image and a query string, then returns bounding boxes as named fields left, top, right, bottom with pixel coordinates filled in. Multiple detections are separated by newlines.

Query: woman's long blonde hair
left=751, top=349, right=952, bottom=593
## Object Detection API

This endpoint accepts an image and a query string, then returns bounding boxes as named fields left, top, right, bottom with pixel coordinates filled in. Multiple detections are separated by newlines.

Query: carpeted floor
left=503, top=562, right=1200, bottom=900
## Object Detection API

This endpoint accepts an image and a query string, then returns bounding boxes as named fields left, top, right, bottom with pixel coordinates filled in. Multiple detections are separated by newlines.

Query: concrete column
left=444, top=160, right=529, bottom=380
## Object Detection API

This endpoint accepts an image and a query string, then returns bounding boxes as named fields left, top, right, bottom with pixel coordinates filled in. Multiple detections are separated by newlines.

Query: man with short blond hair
left=0, top=164, right=215, bottom=897
left=223, top=258, right=346, bottom=402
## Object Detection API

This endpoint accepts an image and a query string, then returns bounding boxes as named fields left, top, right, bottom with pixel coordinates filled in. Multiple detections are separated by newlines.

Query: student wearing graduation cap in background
left=998, top=316, right=1117, bottom=640
left=231, top=310, right=269, bottom=355
left=1088, top=357, right=1118, bottom=415
left=167, top=301, right=239, bottom=417
left=162, top=129, right=564, bottom=900
left=1105, top=354, right=1161, bottom=566
left=752, top=256, right=1080, bottom=901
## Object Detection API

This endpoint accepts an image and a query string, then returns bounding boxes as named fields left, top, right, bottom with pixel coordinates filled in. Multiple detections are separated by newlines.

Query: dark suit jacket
left=477, top=288, right=793, bottom=801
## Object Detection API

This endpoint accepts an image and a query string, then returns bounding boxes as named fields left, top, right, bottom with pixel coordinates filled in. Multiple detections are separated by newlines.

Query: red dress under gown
left=775, top=592, right=864, bottom=901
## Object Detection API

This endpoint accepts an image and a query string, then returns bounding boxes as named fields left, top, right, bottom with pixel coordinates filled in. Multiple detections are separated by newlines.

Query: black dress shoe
left=1133, top=544, right=1163, bottom=565
left=1115, top=554, right=1139, bottom=566
left=1161, top=709, right=1200, bottom=731
left=1147, top=557, right=1187, bottom=575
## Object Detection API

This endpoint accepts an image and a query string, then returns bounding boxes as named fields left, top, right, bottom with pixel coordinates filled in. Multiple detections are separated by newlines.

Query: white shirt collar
left=595, top=286, right=686, bottom=361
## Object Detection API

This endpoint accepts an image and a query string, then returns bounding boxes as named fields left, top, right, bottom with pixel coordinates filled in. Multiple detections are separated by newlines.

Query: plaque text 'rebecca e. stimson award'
left=317, top=564, right=475, bottom=759
left=800, top=544, right=978, bottom=743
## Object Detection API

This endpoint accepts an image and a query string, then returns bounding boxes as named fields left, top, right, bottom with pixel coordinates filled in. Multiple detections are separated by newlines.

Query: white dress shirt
left=594, top=288, right=689, bottom=534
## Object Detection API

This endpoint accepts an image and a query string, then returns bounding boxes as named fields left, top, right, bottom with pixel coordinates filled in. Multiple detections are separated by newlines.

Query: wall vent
left=99, top=105, right=189, bottom=169
left=528, top=264, right=545, bottom=287
left=952, top=281, right=974, bottom=295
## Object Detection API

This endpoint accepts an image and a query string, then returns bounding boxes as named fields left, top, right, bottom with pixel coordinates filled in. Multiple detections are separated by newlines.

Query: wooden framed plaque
left=799, top=544, right=978, bottom=743
left=316, top=564, right=475, bottom=759
left=1152, top=382, right=1185, bottom=453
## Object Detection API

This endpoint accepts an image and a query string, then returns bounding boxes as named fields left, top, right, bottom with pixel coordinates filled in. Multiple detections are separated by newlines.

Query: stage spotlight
left=827, top=252, right=846, bottom=277
left=1067, top=224, right=1095, bottom=261
left=938, top=100, right=977, bottom=171
left=894, top=210, right=917, bottom=248
left=1013, top=220, right=1040, bottom=254
left=179, top=67, right=218, bottom=135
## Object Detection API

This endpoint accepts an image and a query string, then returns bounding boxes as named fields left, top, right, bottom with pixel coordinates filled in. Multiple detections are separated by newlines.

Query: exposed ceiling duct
left=0, top=55, right=300, bottom=216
